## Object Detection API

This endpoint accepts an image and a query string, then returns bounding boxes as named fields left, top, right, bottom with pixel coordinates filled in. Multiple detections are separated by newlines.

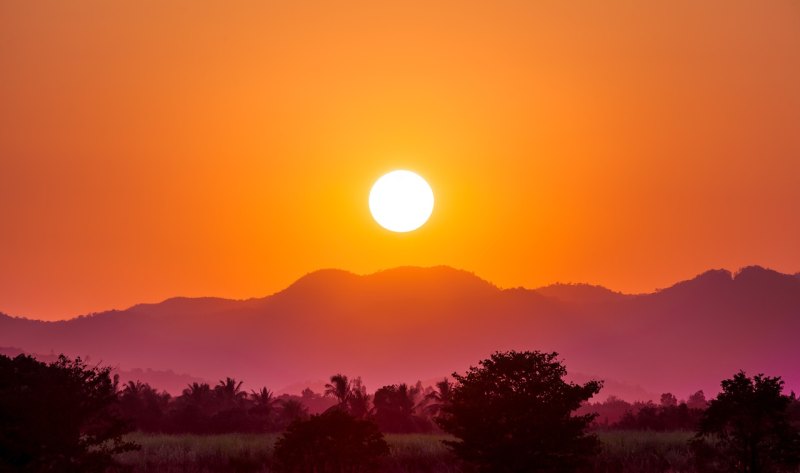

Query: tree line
left=578, top=391, right=709, bottom=431
left=2, top=351, right=799, bottom=473
left=113, top=372, right=452, bottom=434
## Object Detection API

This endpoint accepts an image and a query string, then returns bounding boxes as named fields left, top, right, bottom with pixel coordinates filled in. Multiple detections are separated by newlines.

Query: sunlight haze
left=1, top=0, right=799, bottom=319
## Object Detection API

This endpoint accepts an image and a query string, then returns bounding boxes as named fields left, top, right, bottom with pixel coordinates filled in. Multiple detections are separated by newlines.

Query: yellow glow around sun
left=369, top=170, right=434, bottom=233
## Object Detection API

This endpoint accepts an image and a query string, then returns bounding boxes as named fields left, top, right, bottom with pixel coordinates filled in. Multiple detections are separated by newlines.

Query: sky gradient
left=2, top=0, right=799, bottom=320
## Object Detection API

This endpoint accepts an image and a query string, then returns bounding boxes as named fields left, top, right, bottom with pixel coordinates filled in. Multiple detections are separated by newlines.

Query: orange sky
left=1, top=0, right=799, bottom=320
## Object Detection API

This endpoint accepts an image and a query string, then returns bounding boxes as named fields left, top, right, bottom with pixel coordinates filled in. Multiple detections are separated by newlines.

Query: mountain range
left=1, top=265, right=798, bottom=400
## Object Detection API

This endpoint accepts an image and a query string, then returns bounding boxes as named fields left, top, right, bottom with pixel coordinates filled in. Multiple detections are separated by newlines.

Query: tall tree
left=215, top=377, right=247, bottom=406
left=424, top=378, right=454, bottom=418
left=438, top=350, right=601, bottom=473
left=325, top=373, right=351, bottom=407
left=249, top=387, right=277, bottom=431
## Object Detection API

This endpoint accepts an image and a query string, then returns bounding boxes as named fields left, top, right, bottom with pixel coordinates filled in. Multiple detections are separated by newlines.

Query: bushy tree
left=0, top=354, right=136, bottom=473
left=347, top=377, right=371, bottom=419
left=438, top=351, right=601, bottom=473
left=692, top=371, right=800, bottom=473
left=687, top=390, right=708, bottom=410
left=273, top=410, right=389, bottom=473
left=660, top=392, right=678, bottom=408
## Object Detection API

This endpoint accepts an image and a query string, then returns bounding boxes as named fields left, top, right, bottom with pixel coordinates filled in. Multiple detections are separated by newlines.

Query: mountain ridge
left=5, top=264, right=794, bottom=323
left=1, top=265, right=797, bottom=401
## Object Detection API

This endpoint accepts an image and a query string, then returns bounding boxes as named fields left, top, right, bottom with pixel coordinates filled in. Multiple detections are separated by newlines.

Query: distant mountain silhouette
left=1, top=265, right=798, bottom=399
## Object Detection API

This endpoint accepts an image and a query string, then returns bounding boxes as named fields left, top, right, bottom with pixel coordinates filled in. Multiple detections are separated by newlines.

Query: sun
left=369, top=170, right=434, bottom=233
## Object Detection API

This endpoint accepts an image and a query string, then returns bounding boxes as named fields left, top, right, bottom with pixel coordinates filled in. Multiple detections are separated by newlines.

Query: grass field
left=116, top=431, right=698, bottom=473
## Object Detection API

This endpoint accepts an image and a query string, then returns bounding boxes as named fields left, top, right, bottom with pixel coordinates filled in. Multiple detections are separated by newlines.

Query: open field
left=116, top=431, right=697, bottom=473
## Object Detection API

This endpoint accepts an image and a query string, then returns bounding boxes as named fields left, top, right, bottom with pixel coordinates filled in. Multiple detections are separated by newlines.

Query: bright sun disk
left=369, top=170, right=434, bottom=233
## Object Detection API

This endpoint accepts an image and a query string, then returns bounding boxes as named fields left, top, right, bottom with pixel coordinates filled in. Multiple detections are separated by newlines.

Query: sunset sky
left=2, top=0, right=799, bottom=320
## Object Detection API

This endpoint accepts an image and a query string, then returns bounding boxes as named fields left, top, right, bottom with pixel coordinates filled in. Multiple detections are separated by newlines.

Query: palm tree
left=397, top=383, right=417, bottom=417
left=324, top=373, right=351, bottom=407
left=424, top=378, right=453, bottom=417
left=216, top=377, right=246, bottom=400
left=179, top=382, right=213, bottom=418
left=122, top=380, right=146, bottom=397
left=183, top=382, right=212, bottom=400
left=248, top=387, right=277, bottom=431
left=251, top=387, right=276, bottom=412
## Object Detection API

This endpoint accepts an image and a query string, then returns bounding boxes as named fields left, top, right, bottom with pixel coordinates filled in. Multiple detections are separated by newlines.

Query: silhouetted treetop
left=692, top=371, right=800, bottom=473
left=0, top=354, right=136, bottom=473
left=439, top=350, right=602, bottom=473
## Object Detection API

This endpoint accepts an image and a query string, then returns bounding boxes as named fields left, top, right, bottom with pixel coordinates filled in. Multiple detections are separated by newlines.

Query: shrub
left=273, top=409, right=389, bottom=473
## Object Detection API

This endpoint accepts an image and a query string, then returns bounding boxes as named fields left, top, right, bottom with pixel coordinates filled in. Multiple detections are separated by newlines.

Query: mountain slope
left=1, top=266, right=797, bottom=399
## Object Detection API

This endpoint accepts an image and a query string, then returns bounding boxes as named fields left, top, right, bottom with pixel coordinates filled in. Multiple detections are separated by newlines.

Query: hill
left=1, top=265, right=798, bottom=399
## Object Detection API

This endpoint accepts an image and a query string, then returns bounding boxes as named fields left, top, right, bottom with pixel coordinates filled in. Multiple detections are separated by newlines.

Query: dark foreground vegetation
left=1, top=351, right=799, bottom=473
left=116, top=431, right=694, bottom=473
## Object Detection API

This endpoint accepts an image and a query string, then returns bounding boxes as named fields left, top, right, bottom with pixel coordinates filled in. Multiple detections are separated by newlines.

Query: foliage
left=373, top=383, right=432, bottom=433
left=614, top=401, right=703, bottom=431
left=0, top=354, right=137, bottom=473
left=438, top=350, right=602, bottom=473
left=278, top=399, right=309, bottom=428
left=348, top=377, right=371, bottom=419
left=581, top=392, right=706, bottom=431
left=423, top=378, right=454, bottom=419
left=273, top=409, right=389, bottom=473
left=691, top=371, right=800, bottom=473
left=325, top=373, right=352, bottom=406
left=119, top=380, right=172, bottom=432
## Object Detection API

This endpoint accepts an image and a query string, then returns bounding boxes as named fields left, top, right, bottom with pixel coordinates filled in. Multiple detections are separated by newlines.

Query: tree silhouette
left=438, top=350, right=601, bottom=473
left=273, top=409, right=389, bottom=473
left=325, top=373, right=352, bottom=407
left=0, top=354, right=137, bottom=472
left=347, top=377, right=371, bottom=419
left=170, top=382, right=214, bottom=433
left=279, top=398, right=309, bottom=427
left=687, top=390, right=709, bottom=410
left=210, top=377, right=249, bottom=433
left=660, top=392, right=678, bottom=408
left=215, top=377, right=247, bottom=406
left=692, top=371, right=800, bottom=473
left=424, top=378, right=453, bottom=418
left=249, top=387, right=277, bottom=431
left=182, top=382, right=213, bottom=406
left=118, top=380, right=170, bottom=432
left=373, top=383, right=430, bottom=432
